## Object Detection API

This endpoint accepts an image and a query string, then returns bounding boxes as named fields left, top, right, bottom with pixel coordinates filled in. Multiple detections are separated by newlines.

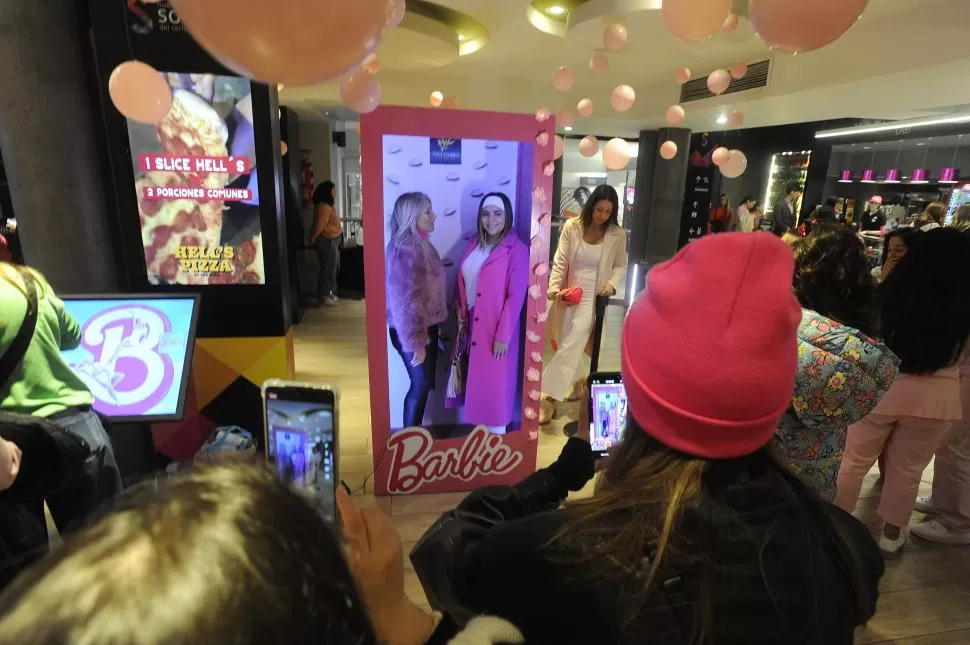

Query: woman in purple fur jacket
left=385, top=192, right=448, bottom=429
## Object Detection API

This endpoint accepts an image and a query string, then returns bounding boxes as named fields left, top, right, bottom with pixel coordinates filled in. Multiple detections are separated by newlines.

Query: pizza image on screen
left=126, top=73, right=266, bottom=286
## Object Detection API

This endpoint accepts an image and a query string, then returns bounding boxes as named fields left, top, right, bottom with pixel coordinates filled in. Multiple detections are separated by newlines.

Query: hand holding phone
left=263, top=380, right=339, bottom=521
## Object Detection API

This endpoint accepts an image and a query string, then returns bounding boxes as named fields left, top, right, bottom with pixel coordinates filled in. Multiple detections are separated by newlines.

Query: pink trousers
left=836, top=413, right=952, bottom=528
left=931, top=379, right=970, bottom=531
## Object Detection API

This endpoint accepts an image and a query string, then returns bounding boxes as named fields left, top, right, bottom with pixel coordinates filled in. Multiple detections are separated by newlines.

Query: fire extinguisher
left=301, top=159, right=315, bottom=207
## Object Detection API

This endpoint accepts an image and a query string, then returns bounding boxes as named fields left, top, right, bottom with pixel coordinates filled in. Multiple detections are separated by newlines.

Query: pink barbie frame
left=361, top=106, right=555, bottom=495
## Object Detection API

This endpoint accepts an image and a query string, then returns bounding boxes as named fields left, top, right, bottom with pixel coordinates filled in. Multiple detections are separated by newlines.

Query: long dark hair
left=476, top=192, right=514, bottom=247
left=554, top=425, right=872, bottom=643
left=876, top=228, right=970, bottom=374
left=880, top=226, right=919, bottom=265
left=0, top=462, right=377, bottom=645
left=793, top=224, right=875, bottom=334
left=313, top=180, right=336, bottom=207
left=580, top=184, right=620, bottom=231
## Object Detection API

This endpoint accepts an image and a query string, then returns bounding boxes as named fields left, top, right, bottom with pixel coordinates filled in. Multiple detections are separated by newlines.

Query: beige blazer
left=546, top=217, right=628, bottom=350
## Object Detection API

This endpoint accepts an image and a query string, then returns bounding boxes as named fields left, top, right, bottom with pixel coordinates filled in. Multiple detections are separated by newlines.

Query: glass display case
left=763, top=150, right=812, bottom=220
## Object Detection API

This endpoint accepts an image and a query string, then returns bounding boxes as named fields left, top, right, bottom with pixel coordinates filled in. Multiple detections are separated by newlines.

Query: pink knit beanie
left=621, top=233, right=801, bottom=459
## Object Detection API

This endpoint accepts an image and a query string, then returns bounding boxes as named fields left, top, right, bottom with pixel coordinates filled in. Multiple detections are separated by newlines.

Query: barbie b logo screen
left=60, top=297, right=198, bottom=421
left=590, top=380, right=627, bottom=453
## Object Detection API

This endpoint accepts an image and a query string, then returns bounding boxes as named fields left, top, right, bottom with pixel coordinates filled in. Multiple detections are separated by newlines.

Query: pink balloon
left=170, top=0, right=388, bottom=85
left=589, top=53, right=609, bottom=74
left=535, top=106, right=552, bottom=121
left=362, top=53, right=381, bottom=75
left=662, top=0, right=731, bottom=43
left=610, top=85, right=636, bottom=113
left=712, top=146, right=731, bottom=166
left=554, top=135, right=565, bottom=160
left=665, top=104, right=685, bottom=126
left=340, top=71, right=381, bottom=113
left=722, top=13, right=739, bottom=32
left=729, top=61, right=747, bottom=79
left=707, top=69, right=731, bottom=95
left=750, top=0, right=869, bottom=53
left=552, top=66, right=575, bottom=92
left=603, top=24, right=628, bottom=51
left=728, top=110, right=745, bottom=128
left=659, top=140, right=679, bottom=160
left=721, top=149, right=748, bottom=178
left=109, top=60, right=172, bottom=124
left=430, top=91, right=443, bottom=107
left=675, top=67, right=692, bottom=85
left=577, top=98, right=594, bottom=117
left=579, top=136, right=599, bottom=158
left=603, top=138, right=630, bottom=170
left=556, top=110, right=574, bottom=128
left=387, top=0, right=407, bottom=29
left=441, top=96, right=459, bottom=109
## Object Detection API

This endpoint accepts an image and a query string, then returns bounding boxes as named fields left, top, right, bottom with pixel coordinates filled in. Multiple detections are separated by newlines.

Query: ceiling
left=282, top=0, right=970, bottom=137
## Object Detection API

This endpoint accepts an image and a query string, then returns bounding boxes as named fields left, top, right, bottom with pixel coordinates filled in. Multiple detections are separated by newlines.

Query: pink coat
left=454, top=234, right=529, bottom=427
left=385, top=235, right=447, bottom=353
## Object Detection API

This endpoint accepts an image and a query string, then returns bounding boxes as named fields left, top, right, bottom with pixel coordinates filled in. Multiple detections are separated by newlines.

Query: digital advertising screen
left=60, top=295, right=200, bottom=422
left=126, top=73, right=265, bottom=286
left=265, top=397, right=335, bottom=521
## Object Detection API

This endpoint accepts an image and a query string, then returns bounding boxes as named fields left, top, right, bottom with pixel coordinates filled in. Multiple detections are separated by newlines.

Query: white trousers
left=542, top=298, right=594, bottom=401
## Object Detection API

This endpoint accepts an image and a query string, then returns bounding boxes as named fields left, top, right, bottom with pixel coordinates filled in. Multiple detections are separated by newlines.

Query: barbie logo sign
left=385, top=427, right=524, bottom=495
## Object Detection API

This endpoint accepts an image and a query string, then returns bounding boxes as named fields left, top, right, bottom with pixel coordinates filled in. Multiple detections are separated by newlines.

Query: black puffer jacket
left=412, top=438, right=883, bottom=645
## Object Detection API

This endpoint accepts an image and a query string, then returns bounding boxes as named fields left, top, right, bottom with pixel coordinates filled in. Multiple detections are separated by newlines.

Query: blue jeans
left=46, top=409, right=122, bottom=534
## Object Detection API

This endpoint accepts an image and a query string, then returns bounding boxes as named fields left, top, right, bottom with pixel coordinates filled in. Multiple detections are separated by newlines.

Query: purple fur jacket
left=386, top=234, right=447, bottom=353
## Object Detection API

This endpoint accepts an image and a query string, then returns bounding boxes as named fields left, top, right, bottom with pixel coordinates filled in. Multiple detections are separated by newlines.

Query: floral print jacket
left=775, top=309, right=899, bottom=501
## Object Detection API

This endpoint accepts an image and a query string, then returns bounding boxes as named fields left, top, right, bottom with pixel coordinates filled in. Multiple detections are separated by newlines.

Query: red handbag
left=560, top=287, right=583, bottom=306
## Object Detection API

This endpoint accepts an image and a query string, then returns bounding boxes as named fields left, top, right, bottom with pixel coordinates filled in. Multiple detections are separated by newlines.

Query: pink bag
left=560, top=287, right=583, bottom=306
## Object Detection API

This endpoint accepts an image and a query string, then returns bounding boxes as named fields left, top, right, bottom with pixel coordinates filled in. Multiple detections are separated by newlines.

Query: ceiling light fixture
left=546, top=5, right=566, bottom=14
left=940, top=168, right=960, bottom=183
left=564, top=125, right=573, bottom=132
left=816, top=114, right=970, bottom=139
left=716, top=114, right=728, bottom=125
left=838, top=170, right=853, bottom=183
left=910, top=168, right=930, bottom=184
left=458, top=34, right=465, bottom=41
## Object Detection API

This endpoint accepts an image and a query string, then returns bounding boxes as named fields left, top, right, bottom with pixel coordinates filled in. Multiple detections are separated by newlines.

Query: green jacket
left=0, top=268, right=92, bottom=417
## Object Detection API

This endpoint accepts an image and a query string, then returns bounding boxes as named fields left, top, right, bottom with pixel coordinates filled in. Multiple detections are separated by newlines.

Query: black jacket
left=412, top=438, right=883, bottom=645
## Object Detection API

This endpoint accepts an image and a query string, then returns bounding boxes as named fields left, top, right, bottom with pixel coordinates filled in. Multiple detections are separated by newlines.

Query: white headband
left=482, top=195, right=505, bottom=210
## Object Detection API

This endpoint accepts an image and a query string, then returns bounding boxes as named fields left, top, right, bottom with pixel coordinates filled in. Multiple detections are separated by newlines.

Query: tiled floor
left=295, top=299, right=970, bottom=644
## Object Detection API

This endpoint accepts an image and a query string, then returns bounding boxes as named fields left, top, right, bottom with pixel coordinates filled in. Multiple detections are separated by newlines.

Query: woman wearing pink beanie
left=413, top=233, right=882, bottom=645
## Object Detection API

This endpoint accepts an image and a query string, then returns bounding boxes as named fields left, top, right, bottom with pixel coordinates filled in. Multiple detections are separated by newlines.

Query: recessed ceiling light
left=546, top=5, right=566, bottom=15
left=917, top=142, right=927, bottom=146
left=864, top=146, right=871, bottom=150
left=458, top=34, right=465, bottom=41
left=716, top=114, right=728, bottom=125
left=564, top=125, right=573, bottom=132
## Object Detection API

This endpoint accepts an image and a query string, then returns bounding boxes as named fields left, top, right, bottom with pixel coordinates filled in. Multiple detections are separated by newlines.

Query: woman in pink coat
left=452, top=193, right=529, bottom=434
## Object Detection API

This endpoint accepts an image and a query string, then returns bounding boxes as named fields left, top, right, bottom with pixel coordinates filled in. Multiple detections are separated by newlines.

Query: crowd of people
left=1, top=185, right=969, bottom=643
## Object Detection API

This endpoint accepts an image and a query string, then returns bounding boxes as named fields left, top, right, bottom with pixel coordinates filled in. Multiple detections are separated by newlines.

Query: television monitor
left=59, top=294, right=201, bottom=423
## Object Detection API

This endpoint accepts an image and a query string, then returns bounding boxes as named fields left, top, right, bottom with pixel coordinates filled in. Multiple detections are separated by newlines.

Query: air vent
left=679, top=59, right=771, bottom=103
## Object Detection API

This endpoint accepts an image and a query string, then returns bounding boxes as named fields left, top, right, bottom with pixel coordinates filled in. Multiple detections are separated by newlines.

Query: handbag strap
left=0, top=267, right=39, bottom=391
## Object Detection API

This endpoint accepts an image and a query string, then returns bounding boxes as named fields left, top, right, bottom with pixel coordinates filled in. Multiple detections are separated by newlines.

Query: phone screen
left=265, top=386, right=336, bottom=521
left=589, top=373, right=627, bottom=456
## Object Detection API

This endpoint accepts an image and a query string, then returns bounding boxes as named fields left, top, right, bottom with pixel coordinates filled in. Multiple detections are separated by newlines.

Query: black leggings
left=389, top=326, right=438, bottom=428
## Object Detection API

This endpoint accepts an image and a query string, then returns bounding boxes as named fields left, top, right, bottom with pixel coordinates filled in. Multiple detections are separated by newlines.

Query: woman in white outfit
left=540, top=185, right=627, bottom=424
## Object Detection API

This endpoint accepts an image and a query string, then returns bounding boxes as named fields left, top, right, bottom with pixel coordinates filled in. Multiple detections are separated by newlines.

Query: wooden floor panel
left=296, top=299, right=970, bottom=640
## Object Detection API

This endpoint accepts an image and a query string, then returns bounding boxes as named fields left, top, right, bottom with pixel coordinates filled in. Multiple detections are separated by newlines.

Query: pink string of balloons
left=707, top=69, right=731, bottom=95
left=603, top=138, right=630, bottom=170
left=590, top=54, right=609, bottom=74
left=665, top=105, right=686, bottom=126
left=610, top=85, right=636, bottom=113
left=553, top=66, right=575, bottom=92
left=577, top=99, right=594, bottom=117
left=340, top=71, right=381, bottom=113
left=660, top=140, right=678, bottom=160
left=603, top=24, right=628, bottom=51
left=579, top=136, right=599, bottom=158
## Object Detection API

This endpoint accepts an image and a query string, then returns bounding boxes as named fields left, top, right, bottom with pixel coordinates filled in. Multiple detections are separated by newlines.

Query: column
left=0, top=0, right=121, bottom=292
left=627, top=128, right=691, bottom=299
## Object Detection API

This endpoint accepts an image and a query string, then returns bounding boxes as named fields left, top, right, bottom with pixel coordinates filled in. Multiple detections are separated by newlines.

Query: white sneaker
left=879, top=530, right=908, bottom=559
left=911, top=519, right=970, bottom=545
left=915, top=495, right=935, bottom=514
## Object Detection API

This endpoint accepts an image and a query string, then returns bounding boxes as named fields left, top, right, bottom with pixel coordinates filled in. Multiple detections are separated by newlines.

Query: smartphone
left=262, top=380, right=339, bottom=522
left=588, top=372, right=627, bottom=458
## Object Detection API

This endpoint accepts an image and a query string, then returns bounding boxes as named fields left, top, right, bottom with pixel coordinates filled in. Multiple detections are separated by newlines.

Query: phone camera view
left=266, top=394, right=335, bottom=521
left=590, top=379, right=627, bottom=454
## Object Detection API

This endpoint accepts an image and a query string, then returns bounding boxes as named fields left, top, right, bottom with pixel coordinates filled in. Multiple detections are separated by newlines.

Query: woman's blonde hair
left=951, top=204, right=970, bottom=232
left=388, top=192, right=430, bottom=247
